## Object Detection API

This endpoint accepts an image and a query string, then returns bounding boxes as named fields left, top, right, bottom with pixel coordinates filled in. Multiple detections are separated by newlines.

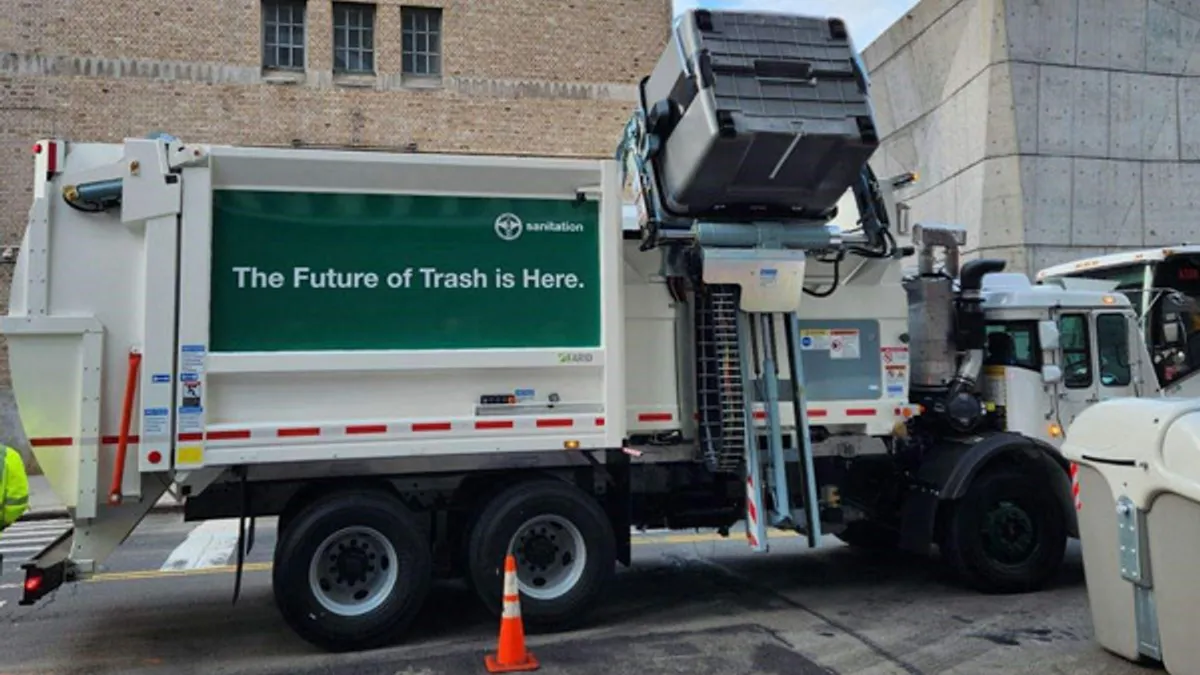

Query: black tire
left=467, top=478, right=615, bottom=631
left=835, top=520, right=900, bottom=550
left=941, top=466, right=1067, bottom=594
left=272, top=490, right=432, bottom=652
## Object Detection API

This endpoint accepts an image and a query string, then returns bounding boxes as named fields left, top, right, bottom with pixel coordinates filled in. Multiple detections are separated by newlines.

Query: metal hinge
left=1116, top=495, right=1162, bottom=661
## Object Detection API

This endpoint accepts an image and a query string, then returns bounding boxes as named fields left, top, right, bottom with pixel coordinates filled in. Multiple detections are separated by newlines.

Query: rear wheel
left=467, top=479, right=615, bottom=630
left=941, top=466, right=1066, bottom=593
left=273, top=490, right=432, bottom=651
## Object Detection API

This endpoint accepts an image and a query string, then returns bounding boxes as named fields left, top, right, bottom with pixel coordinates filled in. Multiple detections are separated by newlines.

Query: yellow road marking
left=80, top=529, right=800, bottom=584
left=89, top=562, right=272, bottom=582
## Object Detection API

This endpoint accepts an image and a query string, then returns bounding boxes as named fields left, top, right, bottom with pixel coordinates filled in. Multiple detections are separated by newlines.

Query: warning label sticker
left=881, top=346, right=909, bottom=366
left=182, top=380, right=202, bottom=409
left=144, top=411, right=168, bottom=437
left=800, top=329, right=831, bottom=351
left=178, top=409, right=203, bottom=434
left=885, top=364, right=907, bottom=397
left=181, top=344, right=206, bottom=375
left=830, top=329, right=861, bottom=360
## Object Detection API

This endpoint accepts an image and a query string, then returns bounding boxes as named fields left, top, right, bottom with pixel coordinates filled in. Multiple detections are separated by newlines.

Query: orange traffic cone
left=485, top=554, right=539, bottom=673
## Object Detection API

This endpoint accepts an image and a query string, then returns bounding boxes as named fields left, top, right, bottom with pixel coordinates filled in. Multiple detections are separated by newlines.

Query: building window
left=1096, top=313, right=1133, bottom=387
left=402, top=6, right=442, bottom=77
left=263, top=0, right=306, bottom=70
left=333, top=2, right=375, bottom=74
left=1059, top=313, right=1092, bottom=389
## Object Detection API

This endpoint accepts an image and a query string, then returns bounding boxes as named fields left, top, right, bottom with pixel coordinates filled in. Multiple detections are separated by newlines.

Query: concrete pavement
left=0, top=513, right=1149, bottom=675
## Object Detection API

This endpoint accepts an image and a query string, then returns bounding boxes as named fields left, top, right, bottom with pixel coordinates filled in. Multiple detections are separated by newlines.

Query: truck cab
left=979, top=273, right=1152, bottom=447
left=1036, top=247, right=1200, bottom=398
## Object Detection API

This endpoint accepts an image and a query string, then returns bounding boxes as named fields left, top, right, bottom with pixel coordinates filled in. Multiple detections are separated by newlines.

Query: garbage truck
left=1, top=8, right=1150, bottom=652
left=1037, top=247, right=1200, bottom=397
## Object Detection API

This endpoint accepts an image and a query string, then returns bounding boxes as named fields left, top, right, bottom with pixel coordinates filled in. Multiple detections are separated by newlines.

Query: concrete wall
left=862, top=0, right=1200, bottom=274
left=0, top=0, right=672, bottom=462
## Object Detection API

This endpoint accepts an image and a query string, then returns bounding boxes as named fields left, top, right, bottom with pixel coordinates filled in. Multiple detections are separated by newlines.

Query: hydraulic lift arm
left=617, top=8, right=907, bottom=551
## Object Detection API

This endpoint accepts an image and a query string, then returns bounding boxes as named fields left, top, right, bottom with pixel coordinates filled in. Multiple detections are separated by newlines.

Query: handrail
left=108, top=348, right=142, bottom=506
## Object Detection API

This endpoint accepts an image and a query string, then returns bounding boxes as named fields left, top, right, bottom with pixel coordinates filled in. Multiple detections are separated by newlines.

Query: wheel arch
left=278, top=476, right=405, bottom=538
left=898, top=432, right=1079, bottom=555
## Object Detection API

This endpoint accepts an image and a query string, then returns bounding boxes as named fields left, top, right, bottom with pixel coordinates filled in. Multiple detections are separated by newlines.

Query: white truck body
left=4, top=137, right=910, bottom=569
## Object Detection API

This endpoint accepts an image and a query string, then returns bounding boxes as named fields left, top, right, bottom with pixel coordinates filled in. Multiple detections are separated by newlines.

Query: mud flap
left=897, top=488, right=941, bottom=556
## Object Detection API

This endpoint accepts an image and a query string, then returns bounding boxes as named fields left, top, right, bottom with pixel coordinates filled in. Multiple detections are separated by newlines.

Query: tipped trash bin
left=1063, top=397, right=1200, bottom=675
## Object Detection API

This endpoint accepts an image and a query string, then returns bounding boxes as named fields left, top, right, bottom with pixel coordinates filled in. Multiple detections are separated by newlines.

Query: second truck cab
left=978, top=273, right=1148, bottom=446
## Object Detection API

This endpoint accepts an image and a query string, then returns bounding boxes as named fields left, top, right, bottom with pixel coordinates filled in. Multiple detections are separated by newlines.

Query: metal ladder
left=695, top=284, right=747, bottom=474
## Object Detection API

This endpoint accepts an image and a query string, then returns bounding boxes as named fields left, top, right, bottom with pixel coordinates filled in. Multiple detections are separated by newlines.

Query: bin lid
left=1063, top=397, right=1200, bottom=507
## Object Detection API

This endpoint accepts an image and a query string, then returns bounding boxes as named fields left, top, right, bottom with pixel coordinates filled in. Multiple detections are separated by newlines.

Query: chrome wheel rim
left=509, top=514, right=587, bottom=601
left=308, top=525, right=398, bottom=616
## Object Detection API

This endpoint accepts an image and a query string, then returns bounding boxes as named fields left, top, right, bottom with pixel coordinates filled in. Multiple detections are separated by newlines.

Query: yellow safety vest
left=0, top=446, right=30, bottom=530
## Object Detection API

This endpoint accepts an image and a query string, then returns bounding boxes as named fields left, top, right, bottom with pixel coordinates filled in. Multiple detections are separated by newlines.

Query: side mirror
left=1038, top=320, right=1060, bottom=350
left=1042, top=365, right=1063, bottom=384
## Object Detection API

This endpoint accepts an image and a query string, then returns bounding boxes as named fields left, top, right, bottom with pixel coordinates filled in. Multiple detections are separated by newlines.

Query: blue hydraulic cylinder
left=73, top=179, right=123, bottom=203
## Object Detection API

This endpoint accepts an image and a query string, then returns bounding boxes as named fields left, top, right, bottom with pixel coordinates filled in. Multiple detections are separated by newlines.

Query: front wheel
left=272, top=490, right=432, bottom=652
left=941, top=466, right=1067, bottom=594
left=467, top=479, right=616, bottom=631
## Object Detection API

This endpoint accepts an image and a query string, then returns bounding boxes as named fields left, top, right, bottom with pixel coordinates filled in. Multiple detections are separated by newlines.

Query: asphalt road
left=0, top=514, right=1156, bottom=675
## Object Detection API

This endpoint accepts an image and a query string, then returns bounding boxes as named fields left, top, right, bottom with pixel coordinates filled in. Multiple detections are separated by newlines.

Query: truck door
left=1093, top=310, right=1139, bottom=399
left=1053, top=311, right=1097, bottom=431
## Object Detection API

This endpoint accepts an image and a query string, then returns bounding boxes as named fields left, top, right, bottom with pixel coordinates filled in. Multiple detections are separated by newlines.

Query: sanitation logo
left=494, top=213, right=523, bottom=241
left=494, top=212, right=585, bottom=241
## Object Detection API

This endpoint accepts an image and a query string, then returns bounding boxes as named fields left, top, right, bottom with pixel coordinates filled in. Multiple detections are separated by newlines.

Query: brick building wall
left=0, top=0, right=672, bottom=452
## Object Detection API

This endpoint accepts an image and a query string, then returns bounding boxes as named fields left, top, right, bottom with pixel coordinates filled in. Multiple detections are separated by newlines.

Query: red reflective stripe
left=637, top=413, right=673, bottom=422
left=101, top=435, right=141, bottom=445
left=30, top=437, right=74, bottom=448
left=846, top=408, right=876, bottom=417
left=413, top=422, right=452, bottom=432
left=208, top=430, right=251, bottom=441
left=475, top=420, right=514, bottom=430
left=595, top=417, right=605, bottom=427
left=808, top=410, right=827, bottom=417
left=278, top=427, right=320, bottom=438
left=536, top=418, right=573, bottom=428
left=178, top=432, right=203, bottom=442
left=753, top=411, right=766, bottom=420
left=346, top=425, right=387, bottom=435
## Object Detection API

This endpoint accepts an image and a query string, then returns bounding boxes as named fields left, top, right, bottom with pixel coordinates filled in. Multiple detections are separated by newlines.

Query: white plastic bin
left=1063, top=397, right=1200, bottom=675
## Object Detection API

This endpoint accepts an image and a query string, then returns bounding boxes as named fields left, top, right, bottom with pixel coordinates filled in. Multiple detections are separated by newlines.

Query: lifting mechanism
left=617, top=73, right=905, bottom=553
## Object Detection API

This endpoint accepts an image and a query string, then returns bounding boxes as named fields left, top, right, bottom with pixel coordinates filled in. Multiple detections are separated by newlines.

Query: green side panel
left=209, top=190, right=602, bottom=352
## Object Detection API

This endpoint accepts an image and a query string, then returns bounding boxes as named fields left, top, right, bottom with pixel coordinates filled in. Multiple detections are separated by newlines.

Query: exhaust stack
left=903, top=224, right=1006, bottom=432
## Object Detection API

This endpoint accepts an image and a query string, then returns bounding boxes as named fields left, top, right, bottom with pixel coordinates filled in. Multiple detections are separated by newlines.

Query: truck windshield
left=1150, top=255, right=1200, bottom=384
left=984, top=321, right=1040, bottom=371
